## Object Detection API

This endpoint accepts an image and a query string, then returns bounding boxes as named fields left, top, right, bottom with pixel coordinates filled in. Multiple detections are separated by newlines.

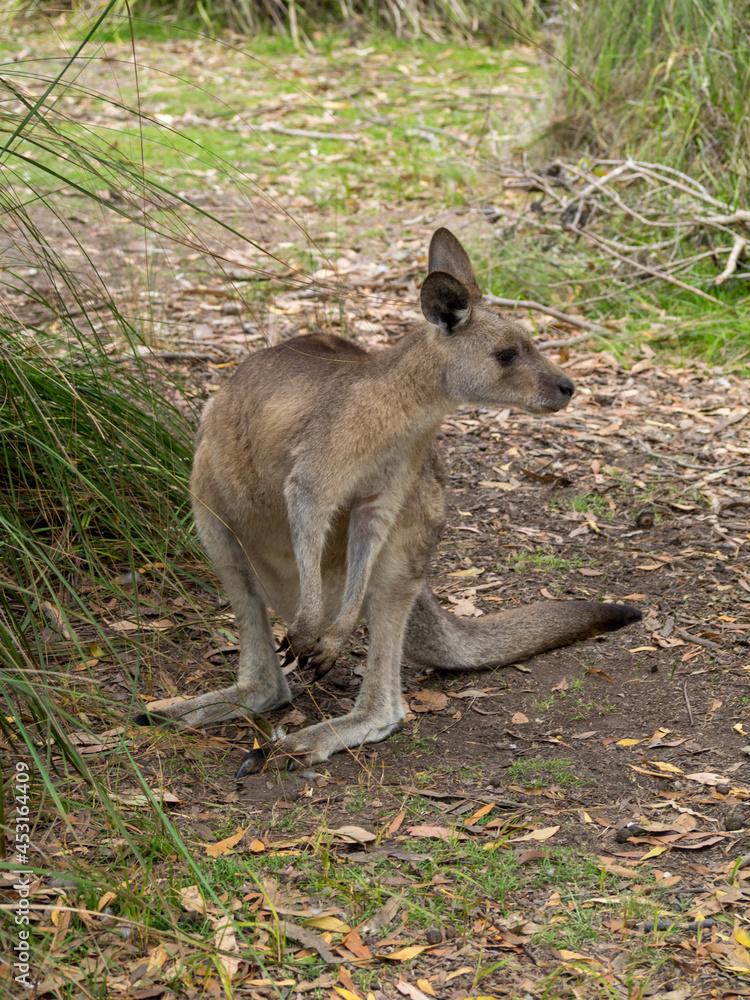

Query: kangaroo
left=136, top=228, right=640, bottom=774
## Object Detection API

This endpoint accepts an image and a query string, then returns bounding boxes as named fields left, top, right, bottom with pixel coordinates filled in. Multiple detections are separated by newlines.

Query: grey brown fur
left=137, top=229, right=640, bottom=773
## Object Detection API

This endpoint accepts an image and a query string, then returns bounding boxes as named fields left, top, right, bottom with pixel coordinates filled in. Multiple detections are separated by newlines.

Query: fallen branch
left=568, top=225, right=726, bottom=306
left=484, top=292, right=611, bottom=340
left=715, top=235, right=748, bottom=284
left=487, top=158, right=750, bottom=303
left=676, top=628, right=722, bottom=652
left=261, top=124, right=359, bottom=142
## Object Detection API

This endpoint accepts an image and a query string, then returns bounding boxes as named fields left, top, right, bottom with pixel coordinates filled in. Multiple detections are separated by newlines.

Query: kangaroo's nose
left=558, top=377, right=574, bottom=398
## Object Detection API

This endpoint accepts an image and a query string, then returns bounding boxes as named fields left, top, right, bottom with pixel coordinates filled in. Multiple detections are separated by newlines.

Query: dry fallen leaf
left=448, top=596, right=482, bottom=617
left=204, top=825, right=251, bottom=858
left=304, top=915, right=351, bottom=933
left=683, top=771, right=730, bottom=786
left=509, top=826, right=560, bottom=843
left=396, top=979, right=433, bottom=1000
left=464, top=802, right=495, bottom=826
left=332, top=987, right=362, bottom=1000
left=644, top=761, right=683, bottom=775
left=41, top=601, right=75, bottom=639
left=178, top=885, right=206, bottom=915
left=406, top=824, right=466, bottom=842
left=559, top=949, right=599, bottom=964
left=110, top=619, right=139, bottom=632
left=516, top=849, right=548, bottom=864
left=213, top=916, right=241, bottom=982
left=409, top=690, right=448, bottom=713
left=387, top=808, right=406, bottom=837
left=377, top=945, right=427, bottom=961
left=478, top=480, right=517, bottom=491
left=341, top=927, right=372, bottom=960
left=331, top=825, right=377, bottom=843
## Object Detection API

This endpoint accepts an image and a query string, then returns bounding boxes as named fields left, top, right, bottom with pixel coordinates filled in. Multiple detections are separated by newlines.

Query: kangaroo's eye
left=494, top=347, right=517, bottom=367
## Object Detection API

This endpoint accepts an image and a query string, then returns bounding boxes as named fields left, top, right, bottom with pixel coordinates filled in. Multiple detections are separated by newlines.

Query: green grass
left=504, top=0, right=750, bottom=362
left=474, top=220, right=750, bottom=364
left=549, top=0, right=750, bottom=203
left=508, top=550, right=587, bottom=573
left=507, top=758, right=583, bottom=789
left=3, top=28, right=521, bottom=216
left=549, top=494, right=616, bottom=520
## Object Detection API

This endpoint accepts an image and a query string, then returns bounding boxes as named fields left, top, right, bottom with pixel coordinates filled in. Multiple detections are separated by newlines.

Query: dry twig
left=489, top=158, right=750, bottom=295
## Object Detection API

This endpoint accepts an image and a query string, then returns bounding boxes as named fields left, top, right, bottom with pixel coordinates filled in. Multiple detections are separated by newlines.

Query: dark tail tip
left=621, top=604, right=642, bottom=625
left=599, top=602, right=642, bottom=631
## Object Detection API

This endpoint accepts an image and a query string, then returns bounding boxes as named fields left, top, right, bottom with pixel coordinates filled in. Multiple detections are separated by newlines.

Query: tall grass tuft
left=546, top=0, right=750, bottom=201
left=0, top=13, right=271, bottom=991
left=7, top=0, right=541, bottom=42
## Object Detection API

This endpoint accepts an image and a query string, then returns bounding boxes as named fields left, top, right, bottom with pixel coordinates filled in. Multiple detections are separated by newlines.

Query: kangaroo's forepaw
left=280, top=627, right=342, bottom=677
left=297, top=647, right=337, bottom=679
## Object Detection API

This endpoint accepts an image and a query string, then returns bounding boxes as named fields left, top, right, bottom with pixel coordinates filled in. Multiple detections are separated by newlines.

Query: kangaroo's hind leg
left=236, top=546, right=424, bottom=774
left=136, top=510, right=291, bottom=729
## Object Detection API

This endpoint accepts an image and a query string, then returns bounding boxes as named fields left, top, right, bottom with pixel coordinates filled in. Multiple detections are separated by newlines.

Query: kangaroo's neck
left=374, top=325, right=455, bottom=421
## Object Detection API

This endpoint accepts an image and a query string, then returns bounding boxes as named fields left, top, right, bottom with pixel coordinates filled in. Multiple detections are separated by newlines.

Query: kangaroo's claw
left=277, top=635, right=298, bottom=665
left=280, top=647, right=297, bottom=667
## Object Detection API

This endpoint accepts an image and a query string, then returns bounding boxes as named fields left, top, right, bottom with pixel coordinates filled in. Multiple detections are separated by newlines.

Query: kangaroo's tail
left=402, top=585, right=641, bottom=670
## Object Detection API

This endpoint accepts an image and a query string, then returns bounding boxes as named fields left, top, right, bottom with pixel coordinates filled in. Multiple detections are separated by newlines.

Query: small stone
left=725, top=810, right=746, bottom=832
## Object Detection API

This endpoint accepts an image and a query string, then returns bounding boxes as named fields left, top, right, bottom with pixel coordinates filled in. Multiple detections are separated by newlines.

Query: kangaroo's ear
left=421, top=271, right=472, bottom=335
left=428, top=228, right=482, bottom=302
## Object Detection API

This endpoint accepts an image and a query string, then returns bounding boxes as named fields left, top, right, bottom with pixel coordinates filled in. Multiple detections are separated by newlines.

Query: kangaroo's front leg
left=281, top=470, right=332, bottom=663
left=284, top=488, right=399, bottom=676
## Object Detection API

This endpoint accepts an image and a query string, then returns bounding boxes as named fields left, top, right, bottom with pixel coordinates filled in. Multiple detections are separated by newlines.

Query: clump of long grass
left=0, top=14, right=275, bottom=991
left=8, top=0, right=541, bottom=42
left=546, top=0, right=750, bottom=202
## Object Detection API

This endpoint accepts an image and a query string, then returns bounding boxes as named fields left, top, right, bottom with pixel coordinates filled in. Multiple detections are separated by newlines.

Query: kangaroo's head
left=421, top=228, right=574, bottom=414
